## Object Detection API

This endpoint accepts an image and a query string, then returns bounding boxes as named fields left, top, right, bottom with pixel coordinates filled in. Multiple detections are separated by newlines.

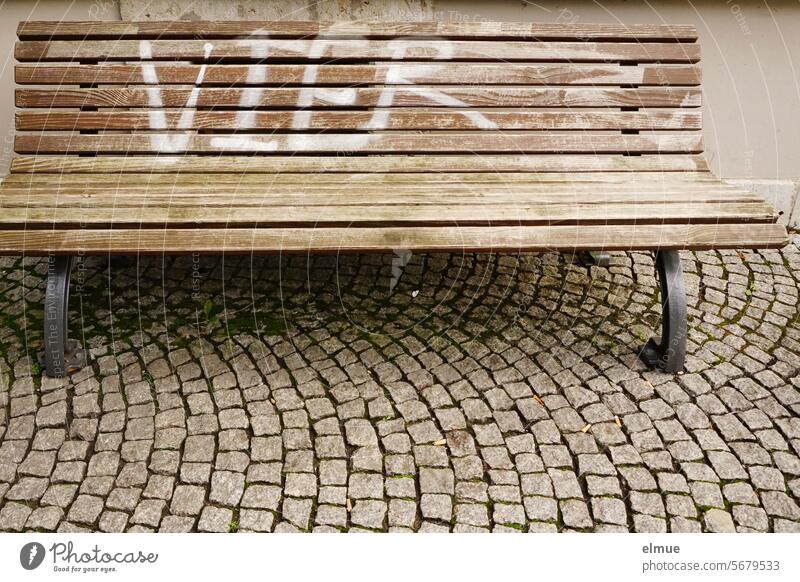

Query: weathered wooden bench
left=0, top=19, right=789, bottom=377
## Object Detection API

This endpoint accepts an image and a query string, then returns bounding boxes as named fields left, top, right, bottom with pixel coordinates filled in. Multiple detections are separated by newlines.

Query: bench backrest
left=13, top=20, right=706, bottom=174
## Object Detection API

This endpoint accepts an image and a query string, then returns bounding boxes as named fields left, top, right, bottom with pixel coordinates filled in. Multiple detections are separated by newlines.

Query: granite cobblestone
left=1, top=240, right=799, bottom=532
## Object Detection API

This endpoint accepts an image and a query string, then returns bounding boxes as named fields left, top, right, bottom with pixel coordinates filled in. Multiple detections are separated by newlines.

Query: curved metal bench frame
left=639, top=251, right=688, bottom=373
left=40, top=255, right=86, bottom=378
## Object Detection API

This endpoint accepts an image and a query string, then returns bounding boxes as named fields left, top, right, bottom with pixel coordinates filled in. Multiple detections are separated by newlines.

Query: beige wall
left=1, top=0, right=798, bottom=182
left=0, top=0, right=121, bottom=174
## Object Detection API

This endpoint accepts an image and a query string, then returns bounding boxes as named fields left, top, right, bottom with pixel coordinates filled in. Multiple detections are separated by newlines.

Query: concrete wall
left=1, top=0, right=798, bottom=224
left=0, top=0, right=121, bottom=174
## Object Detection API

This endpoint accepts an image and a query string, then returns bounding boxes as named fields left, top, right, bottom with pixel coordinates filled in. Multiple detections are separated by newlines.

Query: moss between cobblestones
left=228, top=506, right=240, bottom=533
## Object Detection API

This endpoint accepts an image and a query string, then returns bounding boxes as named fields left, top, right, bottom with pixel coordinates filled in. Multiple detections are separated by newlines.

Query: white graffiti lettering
left=138, top=40, right=213, bottom=152
left=138, top=30, right=496, bottom=154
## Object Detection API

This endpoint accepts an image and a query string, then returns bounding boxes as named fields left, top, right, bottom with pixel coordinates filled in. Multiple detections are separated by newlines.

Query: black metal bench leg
left=639, top=250, right=687, bottom=373
left=40, top=255, right=87, bottom=378
left=579, top=251, right=611, bottom=268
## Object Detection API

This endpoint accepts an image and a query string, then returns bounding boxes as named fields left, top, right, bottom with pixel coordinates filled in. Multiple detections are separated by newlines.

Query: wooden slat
left=17, top=21, right=699, bottom=41
left=0, top=202, right=776, bottom=228
left=0, top=184, right=750, bottom=199
left=0, top=224, right=785, bottom=257
left=15, top=40, right=702, bottom=63
left=1, top=171, right=723, bottom=186
left=0, top=183, right=771, bottom=215
left=9, top=155, right=711, bottom=174
left=14, top=63, right=702, bottom=86
left=16, top=110, right=702, bottom=131
left=0, top=173, right=745, bottom=191
left=15, top=134, right=704, bottom=155
left=2, top=194, right=759, bottom=212
left=16, top=87, right=701, bottom=109
left=0, top=178, right=772, bottom=224
left=1, top=194, right=756, bottom=216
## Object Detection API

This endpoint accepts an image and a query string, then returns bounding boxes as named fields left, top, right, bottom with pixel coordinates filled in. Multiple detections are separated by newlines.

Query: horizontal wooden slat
left=0, top=202, right=776, bottom=228
left=9, top=155, right=711, bottom=174
left=0, top=179, right=770, bottom=211
left=0, top=184, right=750, bottom=199
left=0, top=173, right=744, bottom=191
left=16, top=110, right=702, bottom=131
left=14, top=63, right=702, bottom=86
left=16, top=87, right=700, bottom=109
left=1, top=171, right=723, bottom=187
left=15, top=40, right=701, bottom=63
left=17, top=21, right=699, bottom=41
left=3, top=195, right=759, bottom=213
left=0, top=224, right=785, bottom=256
left=0, top=174, right=771, bottom=224
left=14, top=133, right=704, bottom=155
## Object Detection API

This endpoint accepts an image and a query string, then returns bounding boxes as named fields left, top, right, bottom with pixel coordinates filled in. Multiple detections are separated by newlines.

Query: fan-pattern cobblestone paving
left=1, top=236, right=799, bottom=532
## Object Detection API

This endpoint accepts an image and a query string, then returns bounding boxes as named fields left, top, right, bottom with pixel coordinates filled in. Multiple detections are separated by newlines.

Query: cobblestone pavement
left=0, top=235, right=799, bottom=533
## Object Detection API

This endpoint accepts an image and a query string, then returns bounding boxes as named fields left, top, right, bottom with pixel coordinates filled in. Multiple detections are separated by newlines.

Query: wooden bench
left=1, top=19, right=789, bottom=377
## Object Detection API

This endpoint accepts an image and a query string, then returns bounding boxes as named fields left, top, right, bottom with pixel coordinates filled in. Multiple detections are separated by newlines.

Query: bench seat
left=0, top=176, right=787, bottom=252
left=0, top=167, right=786, bottom=254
